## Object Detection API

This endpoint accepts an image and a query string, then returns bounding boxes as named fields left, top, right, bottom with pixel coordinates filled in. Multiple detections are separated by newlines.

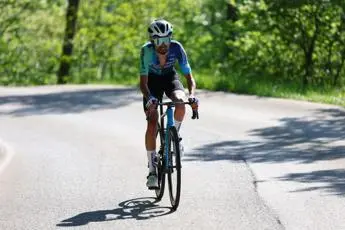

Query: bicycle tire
left=155, top=123, right=165, bottom=200
left=167, top=126, right=181, bottom=210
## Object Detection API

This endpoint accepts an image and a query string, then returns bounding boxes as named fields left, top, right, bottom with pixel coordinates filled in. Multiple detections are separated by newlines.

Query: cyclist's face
left=152, top=36, right=171, bottom=55
left=156, top=43, right=169, bottom=55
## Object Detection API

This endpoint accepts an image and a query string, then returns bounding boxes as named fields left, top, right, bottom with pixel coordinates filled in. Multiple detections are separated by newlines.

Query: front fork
left=164, top=106, right=174, bottom=171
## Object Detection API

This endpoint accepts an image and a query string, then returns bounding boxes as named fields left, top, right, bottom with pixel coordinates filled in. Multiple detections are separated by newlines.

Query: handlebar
left=157, top=101, right=199, bottom=120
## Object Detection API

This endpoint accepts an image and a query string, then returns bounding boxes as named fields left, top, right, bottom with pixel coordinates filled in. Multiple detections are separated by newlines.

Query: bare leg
left=170, top=90, right=186, bottom=121
left=145, top=109, right=158, bottom=151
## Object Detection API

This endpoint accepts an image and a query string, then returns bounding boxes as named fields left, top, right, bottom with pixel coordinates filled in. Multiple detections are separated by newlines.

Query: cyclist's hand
left=146, top=96, right=158, bottom=112
left=188, top=96, right=199, bottom=119
left=188, top=96, right=199, bottom=110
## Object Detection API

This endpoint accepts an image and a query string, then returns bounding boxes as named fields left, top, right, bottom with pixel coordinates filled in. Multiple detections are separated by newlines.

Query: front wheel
left=167, top=126, right=181, bottom=210
left=155, top=123, right=165, bottom=200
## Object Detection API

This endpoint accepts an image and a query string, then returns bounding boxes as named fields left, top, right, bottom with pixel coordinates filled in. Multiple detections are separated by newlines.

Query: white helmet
left=148, top=19, right=173, bottom=38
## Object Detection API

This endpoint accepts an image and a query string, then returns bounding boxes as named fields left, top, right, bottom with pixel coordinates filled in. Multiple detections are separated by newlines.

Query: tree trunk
left=301, top=12, right=319, bottom=90
left=227, top=3, right=238, bottom=22
left=303, top=49, right=312, bottom=89
left=57, top=0, right=80, bottom=84
left=222, top=3, right=238, bottom=60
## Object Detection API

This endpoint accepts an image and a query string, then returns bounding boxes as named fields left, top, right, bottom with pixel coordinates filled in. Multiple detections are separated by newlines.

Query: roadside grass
left=2, top=72, right=344, bottom=107
left=86, top=72, right=345, bottom=107
left=87, top=78, right=138, bottom=86
left=193, top=72, right=345, bottom=107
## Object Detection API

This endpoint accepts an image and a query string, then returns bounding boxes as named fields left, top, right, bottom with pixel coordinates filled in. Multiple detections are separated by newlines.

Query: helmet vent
left=148, top=19, right=173, bottom=38
left=153, top=25, right=160, bottom=33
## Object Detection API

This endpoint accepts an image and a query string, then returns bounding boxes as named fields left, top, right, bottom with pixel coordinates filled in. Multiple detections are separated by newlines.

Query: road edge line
left=0, top=139, right=15, bottom=175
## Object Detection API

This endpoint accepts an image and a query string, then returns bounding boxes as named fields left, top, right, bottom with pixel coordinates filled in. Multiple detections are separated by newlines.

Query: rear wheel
left=155, top=123, right=165, bottom=200
left=167, top=126, right=181, bottom=210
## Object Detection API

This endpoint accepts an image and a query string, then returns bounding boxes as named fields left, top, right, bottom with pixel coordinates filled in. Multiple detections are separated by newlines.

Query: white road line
left=0, top=139, right=15, bottom=175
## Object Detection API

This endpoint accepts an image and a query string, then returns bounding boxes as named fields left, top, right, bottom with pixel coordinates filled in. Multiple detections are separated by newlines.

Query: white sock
left=175, top=120, right=182, bottom=132
left=147, top=150, right=157, bottom=173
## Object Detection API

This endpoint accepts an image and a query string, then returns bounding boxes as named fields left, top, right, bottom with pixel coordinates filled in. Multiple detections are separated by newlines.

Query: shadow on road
left=0, top=88, right=141, bottom=116
left=185, top=108, right=345, bottom=196
left=279, top=169, right=345, bottom=196
left=56, top=197, right=173, bottom=227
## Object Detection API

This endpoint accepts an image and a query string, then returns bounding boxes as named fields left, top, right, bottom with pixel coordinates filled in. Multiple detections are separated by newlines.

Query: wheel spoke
left=155, top=124, right=165, bottom=200
left=167, top=126, right=181, bottom=210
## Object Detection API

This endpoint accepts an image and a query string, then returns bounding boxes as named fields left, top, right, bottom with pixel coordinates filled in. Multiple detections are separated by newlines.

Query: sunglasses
left=152, top=37, right=171, bottom=46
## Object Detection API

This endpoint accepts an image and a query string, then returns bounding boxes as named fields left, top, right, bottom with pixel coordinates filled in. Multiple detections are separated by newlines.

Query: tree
left=57, top=0, right=80, bottom=84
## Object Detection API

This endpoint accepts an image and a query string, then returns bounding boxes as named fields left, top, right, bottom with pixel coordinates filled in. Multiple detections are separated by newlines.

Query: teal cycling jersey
left=139, top=40, right=192, bottom=76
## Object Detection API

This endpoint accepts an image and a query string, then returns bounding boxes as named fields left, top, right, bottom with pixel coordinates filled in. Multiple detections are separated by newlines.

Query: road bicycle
left=154, top=100, right=198, bottom=211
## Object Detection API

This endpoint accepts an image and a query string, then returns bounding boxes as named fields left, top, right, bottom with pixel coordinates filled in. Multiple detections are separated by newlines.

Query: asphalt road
left=0, top=85, right=344, bottom=230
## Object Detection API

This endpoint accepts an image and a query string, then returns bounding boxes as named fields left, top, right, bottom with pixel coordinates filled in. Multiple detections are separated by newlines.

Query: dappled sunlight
left=0, top=88, right=141, bottom=117
left=279, top=169, right=345, bottom=196
left=187, top=108, right=345, bottom=164
left=185, top=107, right=345, bottom=196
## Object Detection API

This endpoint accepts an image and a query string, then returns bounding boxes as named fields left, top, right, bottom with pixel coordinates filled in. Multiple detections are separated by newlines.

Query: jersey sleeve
left=177, top=42, right=192, bottom=75
left=139, top=46, right=149, bottom=76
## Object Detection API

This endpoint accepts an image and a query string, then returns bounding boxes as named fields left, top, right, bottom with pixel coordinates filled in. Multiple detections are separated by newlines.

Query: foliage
left=0, top=0, right=344, bottom=97
left=0, top=0, right=65, bottom=85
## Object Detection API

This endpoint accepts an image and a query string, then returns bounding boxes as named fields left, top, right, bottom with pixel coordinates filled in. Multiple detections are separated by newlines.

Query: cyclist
left=139, top=19, right=199, bottom=189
